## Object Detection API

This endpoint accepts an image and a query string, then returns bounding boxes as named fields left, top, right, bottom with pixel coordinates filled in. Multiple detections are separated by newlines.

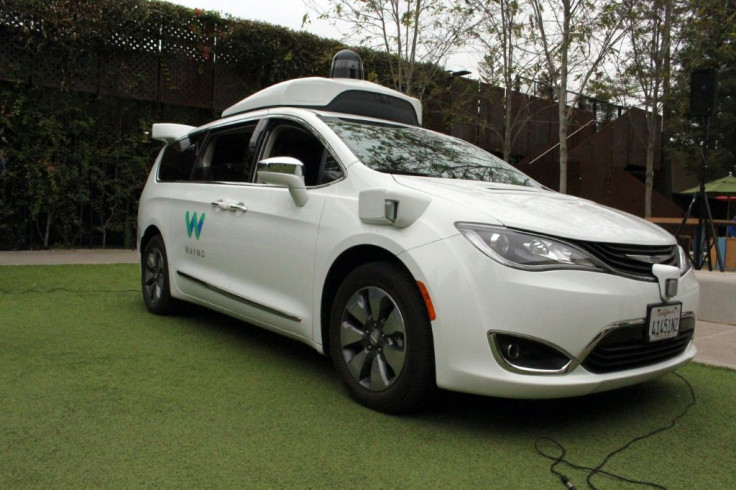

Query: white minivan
left=138, top=57, right=698, bottom=413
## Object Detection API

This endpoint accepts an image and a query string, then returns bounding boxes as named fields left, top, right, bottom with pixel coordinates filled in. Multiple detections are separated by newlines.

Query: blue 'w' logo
left=185, top=211, right=205, bottom=239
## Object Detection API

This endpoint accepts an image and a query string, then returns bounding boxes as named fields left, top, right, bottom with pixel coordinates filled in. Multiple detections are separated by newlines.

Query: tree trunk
left=501, top=0, right=513, bottom=163
left=558, top=0, right=571, bottom=194
left=645, top=113, right=657, bottom=217
left=659, top=0, right=673, bottom=200
left=558, top=96, right=569, bottom=194
left=645, top=0, right=668, bottom=217
left=503, top=87, right=513, bottom=162
left=43, top=212, right=51, bottom=249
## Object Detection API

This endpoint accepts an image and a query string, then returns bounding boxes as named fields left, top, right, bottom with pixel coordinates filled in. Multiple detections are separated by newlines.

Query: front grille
left=582, top=317, right=695, bottom=374
left=573, top=242, right=678, bottom=280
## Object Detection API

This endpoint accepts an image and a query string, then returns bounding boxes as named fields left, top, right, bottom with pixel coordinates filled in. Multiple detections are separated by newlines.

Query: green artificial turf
left=1, top=264, right=735, bottom=488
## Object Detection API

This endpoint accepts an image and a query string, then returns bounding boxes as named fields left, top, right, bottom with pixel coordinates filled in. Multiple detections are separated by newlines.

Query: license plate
left=647, top=303, right=682, bottom=342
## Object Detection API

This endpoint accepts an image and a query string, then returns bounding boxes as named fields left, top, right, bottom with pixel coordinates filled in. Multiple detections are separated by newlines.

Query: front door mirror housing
left=257, top=157, right=309, bottom=207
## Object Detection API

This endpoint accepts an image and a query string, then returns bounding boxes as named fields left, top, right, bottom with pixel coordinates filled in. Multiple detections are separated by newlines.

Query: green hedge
left=0, top=0, right=441, bottom=250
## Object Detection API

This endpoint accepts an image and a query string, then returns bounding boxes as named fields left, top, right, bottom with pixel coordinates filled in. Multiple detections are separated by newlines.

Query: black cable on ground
left=535, top=371, right=696, bottom=490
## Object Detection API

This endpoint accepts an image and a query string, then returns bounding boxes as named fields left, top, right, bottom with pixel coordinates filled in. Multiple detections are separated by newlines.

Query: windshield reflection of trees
left=324, top=118, right=538, bottom=187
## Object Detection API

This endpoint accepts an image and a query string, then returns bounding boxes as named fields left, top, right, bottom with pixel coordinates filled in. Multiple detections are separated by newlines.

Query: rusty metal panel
left=507, top=92, right=529, bottom=158
left=445, top=78, right=479, bottom=144
left=527, top=98, right=559, bottom=157
left=477, top=84, right=505, bottom=155
left=626, top=108, right=649, bottom=169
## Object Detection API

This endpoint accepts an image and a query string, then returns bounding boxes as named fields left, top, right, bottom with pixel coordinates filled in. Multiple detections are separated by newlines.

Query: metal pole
left=699, top=115, right=724, bottom=271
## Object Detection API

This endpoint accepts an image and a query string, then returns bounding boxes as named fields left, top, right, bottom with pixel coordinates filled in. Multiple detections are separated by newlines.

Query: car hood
left=393, top=176, right=674, bottom=244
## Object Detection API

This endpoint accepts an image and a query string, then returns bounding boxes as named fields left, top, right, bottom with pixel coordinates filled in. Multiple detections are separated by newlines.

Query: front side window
left=259, top=121, right=343, bottom=186
left=321, top=116, right=540, bottom=187
left=194, top=124, right=257, bottom=182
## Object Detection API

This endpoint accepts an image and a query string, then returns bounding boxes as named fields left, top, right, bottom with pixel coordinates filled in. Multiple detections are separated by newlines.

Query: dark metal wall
left=425, top=78, right=681, bottom=218
left=0, top=4, right=680, bottom=219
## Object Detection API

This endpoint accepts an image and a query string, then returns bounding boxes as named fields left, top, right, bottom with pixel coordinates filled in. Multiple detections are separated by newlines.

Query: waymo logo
left=185, top=211, right=205, bottom=239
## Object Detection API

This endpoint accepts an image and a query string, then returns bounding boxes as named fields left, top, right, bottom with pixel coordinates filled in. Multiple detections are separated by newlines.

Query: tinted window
left=321, top=116, right=540, bottom=187
left=194, top=125, right=256, bottom=182
left=158, top=136, right=199, bottom=182
left=319, top=153, right=343, bottom=185
left=261, top=122, right=343, bottom=186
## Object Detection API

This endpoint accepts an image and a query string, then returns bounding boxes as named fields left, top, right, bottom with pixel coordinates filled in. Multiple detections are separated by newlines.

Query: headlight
left=455, top=223, right=605, bottom=272
left=677, top=245, right=692, bottom=275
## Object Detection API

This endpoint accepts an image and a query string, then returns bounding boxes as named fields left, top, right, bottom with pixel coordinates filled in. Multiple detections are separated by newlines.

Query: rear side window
left=158, top=136, right=199, bottom=182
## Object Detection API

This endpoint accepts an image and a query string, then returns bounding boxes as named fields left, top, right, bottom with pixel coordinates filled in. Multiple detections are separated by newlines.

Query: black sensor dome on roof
left=331, top=49, right=365, bottom=80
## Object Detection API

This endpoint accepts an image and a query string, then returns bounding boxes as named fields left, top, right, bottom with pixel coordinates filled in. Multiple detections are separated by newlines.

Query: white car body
left=138, top=76, right=698, bottom=412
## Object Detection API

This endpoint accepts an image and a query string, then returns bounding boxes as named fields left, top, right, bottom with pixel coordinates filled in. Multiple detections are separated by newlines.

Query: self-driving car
left=137, top=51, right=698, bottom=413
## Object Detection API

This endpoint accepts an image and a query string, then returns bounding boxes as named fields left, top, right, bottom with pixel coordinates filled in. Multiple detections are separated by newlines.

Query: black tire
left=141, top=235, right=178, bottom=315
left=329, top=261, right=436, bottom=413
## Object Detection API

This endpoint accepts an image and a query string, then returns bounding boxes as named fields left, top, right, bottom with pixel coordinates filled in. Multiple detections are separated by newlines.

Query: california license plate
left=647, top=303, right=682, bottom=342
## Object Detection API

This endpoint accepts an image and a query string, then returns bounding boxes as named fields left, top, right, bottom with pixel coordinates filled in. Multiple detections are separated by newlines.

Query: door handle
left=210, top=200, right=247, bottom=214
left=211, top=199, right=230, bottom=210
left=229, top=202, right=248, bottom=213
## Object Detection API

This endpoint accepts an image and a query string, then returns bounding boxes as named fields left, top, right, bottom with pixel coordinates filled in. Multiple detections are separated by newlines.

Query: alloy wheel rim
left=340, top=286, right=406, bottom=391
left=143, top=248, right=165, bottom=305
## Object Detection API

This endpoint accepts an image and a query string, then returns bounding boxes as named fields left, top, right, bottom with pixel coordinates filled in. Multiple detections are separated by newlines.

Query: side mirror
left=257, top=157, right=309, bottom=207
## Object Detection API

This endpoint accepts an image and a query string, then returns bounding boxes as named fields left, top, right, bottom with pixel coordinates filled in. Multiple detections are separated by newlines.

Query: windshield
left=321, top=116, right=540, bottom=187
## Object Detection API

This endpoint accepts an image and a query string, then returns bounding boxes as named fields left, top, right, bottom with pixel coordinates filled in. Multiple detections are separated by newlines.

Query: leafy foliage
left=669, top=0, right=736, bottom=183
left=0, top=0, right=414, bottom=250
left=305, top=0, right=476, bottom=97
left=528, top=0, right=629, bottom=194
left=0, top=86, right=155, bottom=249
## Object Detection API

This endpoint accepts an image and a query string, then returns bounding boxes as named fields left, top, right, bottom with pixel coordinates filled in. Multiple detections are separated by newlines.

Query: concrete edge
left=694, top=270, right=736, bottom=325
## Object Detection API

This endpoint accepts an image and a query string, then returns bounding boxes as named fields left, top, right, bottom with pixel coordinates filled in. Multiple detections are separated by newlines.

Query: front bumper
left=400, top=234, right=699, bottom=399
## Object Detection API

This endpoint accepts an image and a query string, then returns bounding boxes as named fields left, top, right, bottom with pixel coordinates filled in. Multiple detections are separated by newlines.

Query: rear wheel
left=141, top=235, right=178, bottom=315
left=329, top=261, right=435, bottom=413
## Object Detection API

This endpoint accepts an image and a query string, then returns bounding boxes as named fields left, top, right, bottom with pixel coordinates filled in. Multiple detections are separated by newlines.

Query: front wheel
left=329, top=262, right=436, bottom=413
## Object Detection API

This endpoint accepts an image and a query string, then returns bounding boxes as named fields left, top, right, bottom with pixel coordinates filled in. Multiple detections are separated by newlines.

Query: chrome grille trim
left=580, top=313, right=695, bottom=374
left=573, top=241, right=678, bottom=281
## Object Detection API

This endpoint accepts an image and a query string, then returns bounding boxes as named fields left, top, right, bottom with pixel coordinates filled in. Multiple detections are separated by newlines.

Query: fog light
left=505, top=343, right=520, bottom=360
left=491, top=333, right=571, bottom=373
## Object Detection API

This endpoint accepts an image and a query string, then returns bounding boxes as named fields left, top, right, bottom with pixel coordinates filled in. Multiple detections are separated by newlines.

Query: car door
left=167, top=121, right=251, bottom=296
left=174, top=116, right=341, bottom=341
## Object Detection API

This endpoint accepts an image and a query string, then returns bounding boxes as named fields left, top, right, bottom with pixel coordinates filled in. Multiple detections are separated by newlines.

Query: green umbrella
left=680, top=172, right=736, bottom=220
left=680, top=172, right=736, bottom=195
